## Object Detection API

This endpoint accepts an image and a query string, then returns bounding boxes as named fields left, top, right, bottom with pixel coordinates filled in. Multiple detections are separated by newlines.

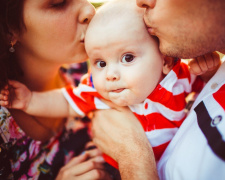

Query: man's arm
left=92, top=106, right=159, bottom=180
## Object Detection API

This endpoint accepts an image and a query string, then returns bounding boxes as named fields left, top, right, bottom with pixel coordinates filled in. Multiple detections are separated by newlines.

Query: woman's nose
left=136, top=0, right=156, bottom=9
left=79, top=1, right=96, bottom=24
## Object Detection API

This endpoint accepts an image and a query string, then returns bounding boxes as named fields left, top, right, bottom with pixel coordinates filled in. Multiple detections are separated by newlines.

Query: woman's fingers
left=62, top=158, right=105, bottom=177
left=61, top=153, right=89, bottom=170
left=85, top=148, right=103, bottom=159
left=56, top=153, right=108, bottom=180
left=76, top=169, right=112, bottom=180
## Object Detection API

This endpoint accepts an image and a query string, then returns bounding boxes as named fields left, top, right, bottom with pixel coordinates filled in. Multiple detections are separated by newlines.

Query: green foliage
left=91, top=2, right=104, bottom=8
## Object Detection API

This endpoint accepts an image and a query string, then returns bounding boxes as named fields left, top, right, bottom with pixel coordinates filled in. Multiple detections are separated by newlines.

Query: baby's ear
left=162, top=56, right=175, bottom=75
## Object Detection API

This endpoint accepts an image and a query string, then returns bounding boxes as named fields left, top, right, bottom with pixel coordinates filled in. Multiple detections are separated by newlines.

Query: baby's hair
left=86, top=0, right=160, bottom=49
left=90, top=0, right=145, bottom=28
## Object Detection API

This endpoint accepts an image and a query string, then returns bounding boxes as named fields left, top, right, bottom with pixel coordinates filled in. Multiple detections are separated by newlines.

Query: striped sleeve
left=150, top=60, right=203, bottom=111
left=62, top=73, right=109, bottom=117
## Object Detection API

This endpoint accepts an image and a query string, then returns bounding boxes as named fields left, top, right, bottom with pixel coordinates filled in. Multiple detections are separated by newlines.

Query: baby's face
left=85, top=12, right=164, bottom=106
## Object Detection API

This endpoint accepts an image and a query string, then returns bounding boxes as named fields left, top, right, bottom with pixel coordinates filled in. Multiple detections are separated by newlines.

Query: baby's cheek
left=95, top=86, right=107, bottom=99
left=132, top=89, right=148, bottom=104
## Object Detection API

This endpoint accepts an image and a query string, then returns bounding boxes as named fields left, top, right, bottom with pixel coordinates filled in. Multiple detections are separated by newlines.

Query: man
left=92, top=0, right=225, bottom=179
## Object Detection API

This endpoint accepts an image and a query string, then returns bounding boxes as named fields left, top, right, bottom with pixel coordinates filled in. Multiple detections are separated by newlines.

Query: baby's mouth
left=111, top=88, right=125, bottom=93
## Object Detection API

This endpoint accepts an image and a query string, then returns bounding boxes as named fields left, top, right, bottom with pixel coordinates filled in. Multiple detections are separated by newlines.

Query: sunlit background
left=89, top=0, right=109, bottom=2
left=89, top=0, right=110, bottom=8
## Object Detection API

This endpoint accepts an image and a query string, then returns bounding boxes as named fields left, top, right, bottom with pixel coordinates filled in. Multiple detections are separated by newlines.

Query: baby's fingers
left=0, top=93, right=8, bottom=100
left=1, top=88, right=9, bottom=96
left=211, top=51, right=221, bottom=68
left=0, top=100, right=9, bottom=106
left=0, top=94, right=9, bottom=106
left=188, top=58, right=202, bottom=75
left=203, top=52, right=220, bottom=70
left=203, top=53, right=214, bottom=70
left=0, top=88, right=9, bottom=104
left=196, top=55, right=208, bottom=73
left=0, top=86, right=10, bottom=106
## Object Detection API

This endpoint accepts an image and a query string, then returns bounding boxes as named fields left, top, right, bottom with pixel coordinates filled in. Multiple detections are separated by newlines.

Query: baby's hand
left=188, top=52, right=221, bottom=82
left=0, top=85, right=10, bottom=106
left=0, top=80, right=32, bottom=110
left=188, top=52, right=221, bottom=75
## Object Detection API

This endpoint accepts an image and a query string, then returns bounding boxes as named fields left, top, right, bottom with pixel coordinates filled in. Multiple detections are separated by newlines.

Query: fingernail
left=85, top=145, right=96, bottom=151
left=95, top=156, right=105, bottom=163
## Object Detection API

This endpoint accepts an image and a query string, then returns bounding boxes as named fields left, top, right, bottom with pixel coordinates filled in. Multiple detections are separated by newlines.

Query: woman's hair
left=0, top=0, right=25, bottom=90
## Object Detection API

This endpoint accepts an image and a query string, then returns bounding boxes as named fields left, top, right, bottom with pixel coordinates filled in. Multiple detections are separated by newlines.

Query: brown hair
left=0, top=0, right=25, bottom=90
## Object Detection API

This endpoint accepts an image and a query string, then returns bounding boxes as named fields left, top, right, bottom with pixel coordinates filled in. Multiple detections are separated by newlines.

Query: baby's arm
left=0, top=80, right=80, bottom=118
left=188, top=52, right=221, bottom=82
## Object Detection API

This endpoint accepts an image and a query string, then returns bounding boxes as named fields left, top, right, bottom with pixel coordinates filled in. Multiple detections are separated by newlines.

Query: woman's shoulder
left=0, top=106, right=25, bottom=144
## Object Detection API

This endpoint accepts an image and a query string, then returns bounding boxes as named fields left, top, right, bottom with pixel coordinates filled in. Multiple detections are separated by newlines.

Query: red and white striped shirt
left=62, top=60, right=203, bottom=167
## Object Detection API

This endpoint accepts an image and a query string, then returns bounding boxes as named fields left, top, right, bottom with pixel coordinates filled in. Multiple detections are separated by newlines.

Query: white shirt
left=157, top=57, right=225, bottom=180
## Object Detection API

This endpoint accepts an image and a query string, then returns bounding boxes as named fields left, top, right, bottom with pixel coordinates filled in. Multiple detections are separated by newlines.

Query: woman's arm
left=10, top=109, right=59, bottom=142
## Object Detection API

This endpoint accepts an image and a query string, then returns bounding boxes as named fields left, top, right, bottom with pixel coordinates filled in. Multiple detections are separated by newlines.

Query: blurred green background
left=89, top=0, right=109, bottom=8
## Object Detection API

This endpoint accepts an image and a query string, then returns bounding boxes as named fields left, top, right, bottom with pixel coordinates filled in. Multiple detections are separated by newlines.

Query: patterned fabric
left=62, top=60, right=204, bottom=167
left=0, top=93, right=91, bottom=180
left=0, top=106, right=90, bottom=180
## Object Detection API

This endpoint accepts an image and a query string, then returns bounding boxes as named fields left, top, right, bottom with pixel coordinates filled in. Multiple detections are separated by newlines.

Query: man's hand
left=91, top=106, right=159, bottom=180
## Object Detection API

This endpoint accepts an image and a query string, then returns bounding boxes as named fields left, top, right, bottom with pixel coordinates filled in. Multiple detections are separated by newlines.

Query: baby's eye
left=121, top=54, right=135, bottom=63
left=96, top=60, right=106, bottom=68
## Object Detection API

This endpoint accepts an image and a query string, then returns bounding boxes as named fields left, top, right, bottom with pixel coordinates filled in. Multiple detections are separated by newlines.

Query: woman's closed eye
left=50, top=0, right=66, bottom=8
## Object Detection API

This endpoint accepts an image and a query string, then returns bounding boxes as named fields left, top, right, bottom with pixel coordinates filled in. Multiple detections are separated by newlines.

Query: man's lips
left=146, top=26, right=156, bottom=36
left=111, top=88, right=125, bottom=93
left=144, top=15, right=156, bottom=36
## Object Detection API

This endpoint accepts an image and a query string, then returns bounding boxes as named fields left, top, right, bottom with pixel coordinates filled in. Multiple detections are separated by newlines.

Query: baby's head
left=85, top=0, right=173, bottom=106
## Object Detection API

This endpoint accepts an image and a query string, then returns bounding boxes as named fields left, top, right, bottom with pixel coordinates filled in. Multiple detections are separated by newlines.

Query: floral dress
left=0, top=106, right=90, bottom=180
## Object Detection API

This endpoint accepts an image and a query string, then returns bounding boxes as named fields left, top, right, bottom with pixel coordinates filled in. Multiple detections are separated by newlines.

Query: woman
left=0, top=0, right=112, bottom=179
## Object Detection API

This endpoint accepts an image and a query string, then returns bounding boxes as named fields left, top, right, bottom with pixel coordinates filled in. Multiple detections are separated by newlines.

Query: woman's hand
left=56, top=147, right=112, bottom=180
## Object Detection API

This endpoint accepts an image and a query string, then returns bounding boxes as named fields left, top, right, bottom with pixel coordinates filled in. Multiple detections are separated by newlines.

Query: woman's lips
left=111, top=88, right=125, bottom=93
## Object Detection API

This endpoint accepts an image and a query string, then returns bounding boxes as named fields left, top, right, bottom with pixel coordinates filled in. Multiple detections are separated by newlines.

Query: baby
left=0, top=0, right=220, bottom=168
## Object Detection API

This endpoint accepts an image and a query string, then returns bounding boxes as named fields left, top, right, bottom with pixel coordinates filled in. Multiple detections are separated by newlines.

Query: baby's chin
left=110, top=98, right=133, bottom=107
